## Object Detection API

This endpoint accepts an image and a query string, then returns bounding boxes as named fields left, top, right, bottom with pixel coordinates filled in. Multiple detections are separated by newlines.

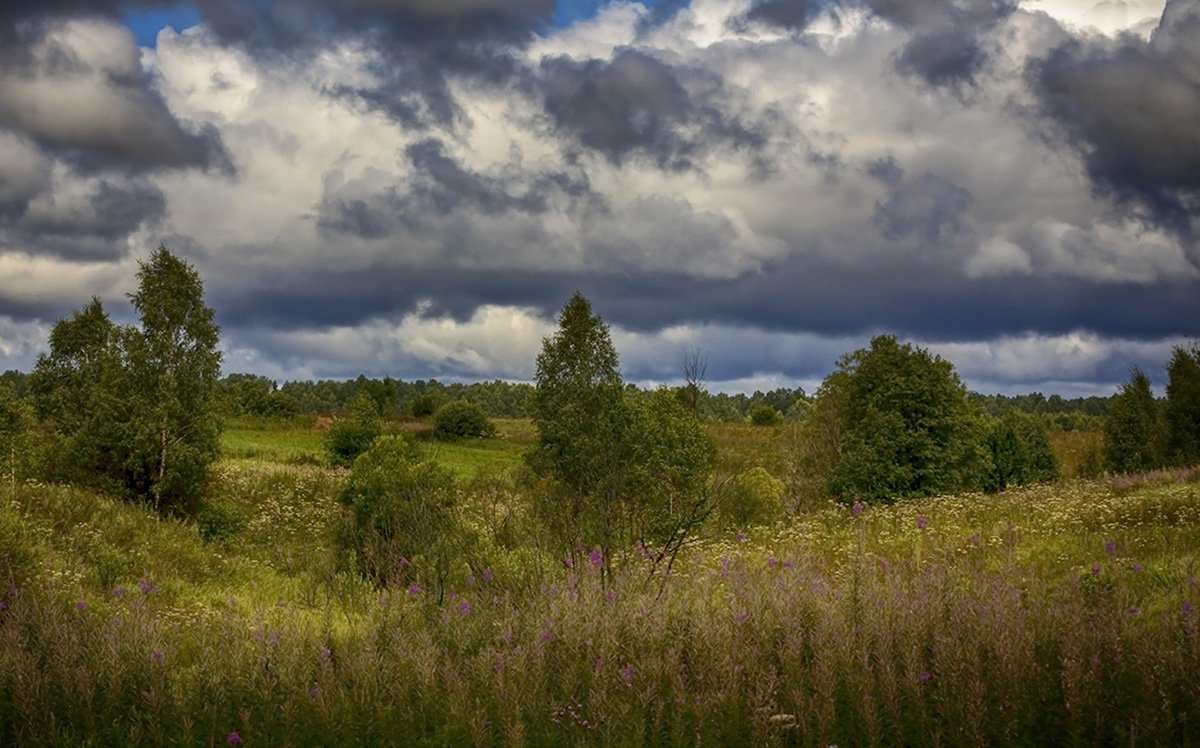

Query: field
left=1, top=420, right=1198, bottom=745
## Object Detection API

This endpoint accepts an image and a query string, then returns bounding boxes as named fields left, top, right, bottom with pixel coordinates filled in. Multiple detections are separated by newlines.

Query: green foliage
left=827, top=335, right=989, bottom=502
left=1104, top=368, right=1164, bottom=475
left=0, top=383, right=34, bottom=488
left=338, top=435, right=466, bottom=595
left=749, top=404, right=782, bottom=426
left=719, top=466, right=785, bottom=528
left=1164, top=344, right=1200, bottom=466
left=218, top=374, right=298, bottom=418
left=0, top=505, right=41, bottom=588
left=324, top=391, right=383, bottom=467
left=528, top=295, right=717, bottom=556
left=433, top=399, right=497, bottom=440
left=29, top=248, right=222, bottom=514
left=983, top=411, right=1059, bottom=492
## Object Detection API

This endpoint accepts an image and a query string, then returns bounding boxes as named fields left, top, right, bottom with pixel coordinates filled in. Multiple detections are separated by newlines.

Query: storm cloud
left=0, top=0, right=1196, bottom=395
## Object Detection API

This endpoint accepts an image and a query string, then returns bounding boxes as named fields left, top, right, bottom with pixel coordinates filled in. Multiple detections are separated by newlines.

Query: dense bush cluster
left=433, top=400, right=496, bottom=439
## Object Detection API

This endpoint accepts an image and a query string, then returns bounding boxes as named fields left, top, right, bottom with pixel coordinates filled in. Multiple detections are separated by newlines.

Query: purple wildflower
left=879, top=560, right=890, bottom=571
left=783, top=560, right=794, bottom=569
left=408, top=583, right=421, bottom=597
left=589, top=549, right=603, bottom=567
left=1132, top=564, right=1143, bottom=573
left=1090, top=656, right=1101, bottom=666
left=562, top=556, right=574, bottom=568
left=310, top=686, right=321, bottom=697
left=768, top=557, right=779, bottom=568
left=75, top=601, right=86, bottom=611
left=916, top=517, right=928, bottom=529
left=226, top=731, right=243, bottom=745
left=113, top=587, right=126, bottom=597
left=320, top=647, right=332, bottom=660
left=918, top=671, right=933, bottom=682
left=540, top=631, right=556, bottom=642
left=969, top=533, right=981, bottom=545
left=1184, top=602, right=1195, bottom=615
left=621, top=666, right=636, bottom=686
left=1092, top=565, right=1101, bottom=575
left=138, top=579, right=156, bottom=594
left=735, top=611, right=749, bottom=623
left=458, top=601, right=471, bottom=616
left=736, top=532, right=746, bottom=542
left=1128, top=607, right=1140, bottom=616
left=0, top=603, right=6, bottom=612
left=1105, top=540, right=1116, bottom=553
left=378, top=596, right=389, bottom=607
left=481, top=569, right=493, bottom=582
left=6, top=587, right=16, bottom=597
left=152, top=650, right=164, bottom=661
left=852, top=502, right=864, bottom=516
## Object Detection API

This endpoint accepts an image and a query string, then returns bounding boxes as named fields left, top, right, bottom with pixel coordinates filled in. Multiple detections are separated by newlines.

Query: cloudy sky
left=0, top=0, right=1196, bottom=396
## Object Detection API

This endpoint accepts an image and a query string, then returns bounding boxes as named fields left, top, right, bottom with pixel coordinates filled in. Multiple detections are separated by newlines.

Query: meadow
left=1, top=420, right=1198, bottom=746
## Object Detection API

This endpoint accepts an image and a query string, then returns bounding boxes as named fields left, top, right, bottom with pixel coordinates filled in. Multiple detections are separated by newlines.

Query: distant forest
left=0, top=368, right=1114, bottom=429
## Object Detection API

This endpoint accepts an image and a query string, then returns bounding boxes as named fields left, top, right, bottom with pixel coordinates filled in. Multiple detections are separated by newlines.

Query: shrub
left=338, top=435, right=467, bottom=596
left=749, top=404, right=782, bottom=426
left=433, top=399, right=496, bottom=440
left=719, top=466, right=785, bottom=528
left=325, top=391, right=383, bottom=467
left=1104, top=368, right=1164, bottom=475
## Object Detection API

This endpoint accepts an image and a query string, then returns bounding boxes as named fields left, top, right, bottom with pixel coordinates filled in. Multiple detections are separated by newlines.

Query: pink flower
left=320, top=647, right=332, bottom=660
left=75, top=601, right=86, bottom=611
left=152, top=650, right=164, bottom=661
left=408, top=583, right=421, bottom=596
left=916, top=517, right=928, bottom=529
left=458, top=601, right=471, bottom=616
left=226, top=731, right=243, bottom=745
left=562, top=556, right=574, bottom=568
left=918, top=671, right=933, bottom=682
left=852, top=502, right=864, bottom=516
left=540, top=631, right=556, bottom=642
left=1128, top=607, right=1140, bottom=616
left=481, top=569, right=493, bottom=582
left=605, top=589, right=616, bottom=602
left=735, top=611, right=749, bottom=623
left=138, top=579, right=156, bottom=594
left=767, top=557, right=778, bottom=568
left=310, top=686, right=321, bottom=697
left=589, top=549, right=603, bottom=567
left=113, top=587, right=126, bottom=597
left=1132, top=564, right=1143, bottom=573
left=969, top=533, right=981, bottom=545
left=1105, top=540, right=1116, bottom=553
left=736, top=532, right=746, bottom=542
left=621, top=666, right=636, bottom=686
left=1184, top=602, right=1195, bottom=615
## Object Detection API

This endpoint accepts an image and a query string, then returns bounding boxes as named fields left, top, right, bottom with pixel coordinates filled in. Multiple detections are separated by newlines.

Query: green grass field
left=3, top=420, right=1198, bottom=745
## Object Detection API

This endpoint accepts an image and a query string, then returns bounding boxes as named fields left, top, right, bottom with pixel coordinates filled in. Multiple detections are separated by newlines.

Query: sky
left=0, top=0, right=1196, bottom=396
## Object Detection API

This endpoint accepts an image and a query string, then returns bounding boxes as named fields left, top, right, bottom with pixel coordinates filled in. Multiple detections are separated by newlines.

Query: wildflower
left=6, top=587, right=16, bottom=597
left=1184, top=602, right=1195, bottom=615
left=481, top=569, right=494, bottom=582
left=277, top=601, right=287, bottom=608
left=540, top=631, right=556, bottom=642
left=563, top=556, right=574, bottom=568
left=735, top=611, right=749, bottom=623
left=621, top=666, right=636, bottom=686
left=918, top=671, right=933, bottom=682
left=378, top=596, right=388, bottom=607
left=589, top=550, right=603, bottom=567
left=113, top=587, right=126, bottom=597
left=1092, top=565, right=1101, bottom=575
left=1090, top=656, right=1101, bottom=666
left=736, top=532, right=746, bottom=542
left=407, top=583, right=421, bottom=597
left=152, top=650, right=164, bottom=661
left=768, top=557, right=779, bottom=568
left=879, top=560, right=890, bottom=571
left=1132, top=564, right=1143, bottom=574
left=266, top=631, right=278, bottom=644
left=1105, top=540, right=1116, bottom=553
left=969, top=533, right=981, bottom=545
left=398, top=557, right=409, bottom=567
left=465, top=575, right=476, bottom=587
left=138, top=579, right=157, bottom=594
left=783, top=560, right=794, bottom=569
left=605, top=588, right=616, bottom=601
left=916, top=517, right=928, bottom=529
left=259, top=656, right=268, bottom=668
left=310, top=686, right=321, bottom=697
left=320, top=646, right=332, bottom=660
left=493, top=660, right=504, bottom=673
left=226, top=731, right=243, bottom=745
left=1127, top=607, right=1139, bottom=616
left=0, top=603, right=6, bottom=612
left=1113, top=654, right=1123, bottom=662
left=852, top=502, right=864, bottom=516
left=75, top=601, right=87, bottom=611
left=459, top=601, right=471, bottom=616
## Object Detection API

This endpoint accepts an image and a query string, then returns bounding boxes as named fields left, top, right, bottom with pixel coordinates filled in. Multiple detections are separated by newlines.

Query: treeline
left=1104, top=348, right=1200, bottom=473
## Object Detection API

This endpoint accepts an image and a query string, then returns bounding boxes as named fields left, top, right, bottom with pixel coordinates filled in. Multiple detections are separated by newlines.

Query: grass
left=2, top=453, right=1199, bottom=745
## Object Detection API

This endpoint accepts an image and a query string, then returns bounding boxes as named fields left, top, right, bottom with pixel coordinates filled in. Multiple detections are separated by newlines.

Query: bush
left=1104, top=368, right=1164, bottom=475
left=338, top=436, right=467, bottom=596
left=749, top=404, right=782, bottom=426
left=325, top=391, right=383, bottom=467
left=720, top=466, right=785, bottom=528
left=433, top=400, right=496, bottom=440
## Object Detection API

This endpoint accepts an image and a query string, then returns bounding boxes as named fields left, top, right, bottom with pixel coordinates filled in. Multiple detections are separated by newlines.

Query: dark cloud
left=895, top=27, right=986, bottom=86
left=317, top=140, right=597, bottom=239
left=1030, top=0, right=1200, bottom=237
left=0, top=12, right=231, bottom=173
left=740, top=0, right=823, bottom=31
left=874, top=172, right=973, bottom=248
left=541, top=49, right=763, bottom=169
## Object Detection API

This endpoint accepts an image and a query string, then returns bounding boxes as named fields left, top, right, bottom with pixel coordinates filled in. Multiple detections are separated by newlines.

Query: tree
left=1104, top=368, right=1164, bottom=474
left=528, top=294, right=717, bottom=565
left=828, top=335, right=989, bottom=502
left=677, top=346, right=707, bottom=414
left=1165, top=344, right=1200, bottom=466
left=0, top=383, right=34, bottom=491
left=29, top=247, right=222, bottom=514
left=983, top=410, right=1059, bottom=492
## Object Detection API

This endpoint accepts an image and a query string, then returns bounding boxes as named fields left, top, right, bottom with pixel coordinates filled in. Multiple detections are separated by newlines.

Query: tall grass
left=2, top=468, right=1199, bottom=745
